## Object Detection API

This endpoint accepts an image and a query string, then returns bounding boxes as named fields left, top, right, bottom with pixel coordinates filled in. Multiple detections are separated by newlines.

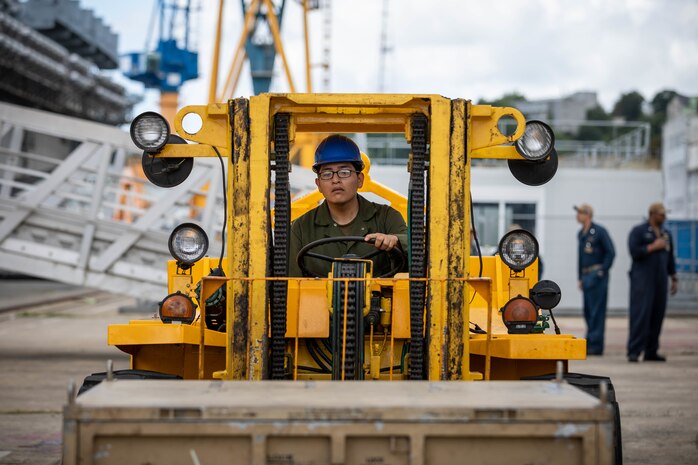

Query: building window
left=472, top=203, right=499, bottom=255
left=472, top=202, right=537, bottom=254
left=505, top=203, right=536, bottom=235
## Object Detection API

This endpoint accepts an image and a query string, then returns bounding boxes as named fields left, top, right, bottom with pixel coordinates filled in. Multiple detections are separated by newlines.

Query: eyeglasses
left=318, top=168, right=359, bottom=181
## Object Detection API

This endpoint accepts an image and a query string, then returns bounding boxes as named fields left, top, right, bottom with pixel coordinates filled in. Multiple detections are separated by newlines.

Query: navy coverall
left=627, top=222, right=676, bottom=358
left=578, top=222, right=615, bottom=354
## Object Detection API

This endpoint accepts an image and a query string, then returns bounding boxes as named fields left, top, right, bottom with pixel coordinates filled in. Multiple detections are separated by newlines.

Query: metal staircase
left=0, top=102, right=225, bottom=300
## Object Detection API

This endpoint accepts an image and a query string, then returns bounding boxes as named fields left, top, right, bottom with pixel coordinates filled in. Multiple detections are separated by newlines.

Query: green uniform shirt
left=288, top=194, right=408, bottom=277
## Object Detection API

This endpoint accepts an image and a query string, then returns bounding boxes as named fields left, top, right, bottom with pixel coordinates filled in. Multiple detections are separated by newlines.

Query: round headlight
left=159, top=291, right=197, bottom=324
left=168, top=223, right=209, bottom=267
left=501, top=296, right=538, bottom=334
left=515, top=120, right=555, bottom=161
left=130, top=112, right=170, bottom=152
left=498, top=229, right=539, bottom=272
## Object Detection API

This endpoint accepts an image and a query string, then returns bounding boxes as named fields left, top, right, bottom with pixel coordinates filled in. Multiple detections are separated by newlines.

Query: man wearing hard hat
left=288, top=135, right=407, bottom=277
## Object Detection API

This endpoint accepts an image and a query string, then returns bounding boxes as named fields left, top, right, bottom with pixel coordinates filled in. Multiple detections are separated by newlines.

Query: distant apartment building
left=662, top=95, right=698, bottom=219
left=514, top=91, right=600, bottom=133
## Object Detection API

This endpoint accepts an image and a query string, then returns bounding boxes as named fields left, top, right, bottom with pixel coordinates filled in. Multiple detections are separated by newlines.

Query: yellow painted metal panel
left=170, top=275, right=192, bottom=294
left=266, top=94, right=432, bottom=134
left=286, top=280, right=330, bottom=338
left=219, top=98, right=253, bottom=381
left=470, top=105, right=525, bottom=150
left=285, top=280, right=299, bottom=339
left=290, top=190, right=324, bottom=221
left=470, top=305, right=508, bottom=335
left=108, top=322, right=226, bottom=347
left=247, top=94, right=272, bottom=380
left=130, top=345, right=226, bottom=379
left=470, top=334, right=586, bottom=360
left=463, top=101, right=475, bottom=380
left=426, top=96, right=452, bottom=380
left=392, top=278, right=411, bottom=339
left=173, top=103, right=231, bottom=155
left=471, top=145, right=522, bottom=160
left=154, top=143, right=221, bottom=158
left=270, top=93, right=434, bottom=106
left=292, top=116, right=409, bottom=134
left=446, top=99, right=469, bottom=380
left=509, top=277, right=530, bottom=299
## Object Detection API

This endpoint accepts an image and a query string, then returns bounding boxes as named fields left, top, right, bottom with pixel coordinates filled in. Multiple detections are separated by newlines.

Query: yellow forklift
left=64, top=94, right=620, bottom=465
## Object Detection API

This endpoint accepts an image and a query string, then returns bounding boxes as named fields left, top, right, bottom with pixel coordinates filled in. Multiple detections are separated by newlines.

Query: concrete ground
left=0, top=284, right=136, bottom=465
left=0, top=280, right=696, bottom=464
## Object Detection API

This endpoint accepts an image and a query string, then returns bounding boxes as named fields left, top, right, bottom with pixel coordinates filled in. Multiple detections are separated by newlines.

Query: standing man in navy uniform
left=627, top=202, right=678, bottom=362
left=576, top=204, right=615, bottom=356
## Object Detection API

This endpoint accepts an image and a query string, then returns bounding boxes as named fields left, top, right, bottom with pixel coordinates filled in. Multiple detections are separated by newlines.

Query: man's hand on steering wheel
left=364, top=233, right=400, bottom=251
left=297, top=235, right=405, bottom=278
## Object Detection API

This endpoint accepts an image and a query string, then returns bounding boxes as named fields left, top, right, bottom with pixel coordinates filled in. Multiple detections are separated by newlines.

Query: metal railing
left=564, top=120, right=651, bottom=167
left=363, top=120, right=652, bottom=168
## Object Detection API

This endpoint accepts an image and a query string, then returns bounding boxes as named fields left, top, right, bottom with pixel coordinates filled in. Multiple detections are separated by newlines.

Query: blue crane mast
left=241, top=0, right=286, bottom=95
left=123, top=0, right=199, bottom=121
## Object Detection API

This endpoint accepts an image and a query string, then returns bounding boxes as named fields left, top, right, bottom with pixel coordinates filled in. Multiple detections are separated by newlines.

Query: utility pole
left=378, top=0, right=391, bottom=93
left=321, top=0, right=332, bottom=91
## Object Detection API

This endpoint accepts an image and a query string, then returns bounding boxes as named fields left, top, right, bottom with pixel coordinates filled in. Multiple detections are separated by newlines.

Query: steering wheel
left=297, top=236, right=406, bottom=278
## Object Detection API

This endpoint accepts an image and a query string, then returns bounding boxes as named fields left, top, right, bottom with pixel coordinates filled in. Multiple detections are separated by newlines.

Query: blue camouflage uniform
left=627, top=222, right=676, bottom=359
left=578, top=222, right=615, bottom=354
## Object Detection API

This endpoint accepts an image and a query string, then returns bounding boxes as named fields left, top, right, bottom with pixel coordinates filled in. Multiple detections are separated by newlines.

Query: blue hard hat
left=312, top=135, right=364, bottom=173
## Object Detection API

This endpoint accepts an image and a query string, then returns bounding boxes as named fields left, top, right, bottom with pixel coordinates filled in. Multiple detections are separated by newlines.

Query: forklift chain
left=331, top=261, right=365, bottom=380
left=409, top=114, right=428, bottom=380
left=271, top=113, right=291, bottom=379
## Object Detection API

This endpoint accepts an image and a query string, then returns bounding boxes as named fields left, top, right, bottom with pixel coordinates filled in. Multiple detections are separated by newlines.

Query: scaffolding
left=0, top=9, right=131, bottom=125
left=0, top=102, right=224, bottom=299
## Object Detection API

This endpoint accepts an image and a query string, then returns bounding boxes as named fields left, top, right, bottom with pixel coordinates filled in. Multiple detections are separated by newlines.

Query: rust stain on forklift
left=66, top=93, right=618, bottom=465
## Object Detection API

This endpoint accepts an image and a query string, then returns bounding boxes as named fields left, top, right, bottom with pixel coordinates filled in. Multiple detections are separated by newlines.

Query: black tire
left=523, top=372, right=622, bottom=465
left=77, top=369, right=182, bottom=396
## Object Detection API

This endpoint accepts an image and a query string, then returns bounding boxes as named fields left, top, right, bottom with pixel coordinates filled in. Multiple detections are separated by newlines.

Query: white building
left=368, top=165, right=662, bottom=312
left=662, top=96, right=698, bottom=219
left=515, top=91, right=600, bottom=133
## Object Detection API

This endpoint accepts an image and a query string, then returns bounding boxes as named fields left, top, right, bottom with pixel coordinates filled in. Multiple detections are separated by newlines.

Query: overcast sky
left=84, top=0, right=698, bottom=114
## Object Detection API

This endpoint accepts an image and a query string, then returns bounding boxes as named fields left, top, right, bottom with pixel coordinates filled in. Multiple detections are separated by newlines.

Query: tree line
left=480, top=90, right=681, bottom=158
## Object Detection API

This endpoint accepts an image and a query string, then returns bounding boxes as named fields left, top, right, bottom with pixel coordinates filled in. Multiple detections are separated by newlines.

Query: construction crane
left=210, top=0, right=318, bottom=102
left=123, top=0, right=199, bottom=124
left=209, top=0, right=324, bottom=168
left=244, top=0, right=287, bottom=94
